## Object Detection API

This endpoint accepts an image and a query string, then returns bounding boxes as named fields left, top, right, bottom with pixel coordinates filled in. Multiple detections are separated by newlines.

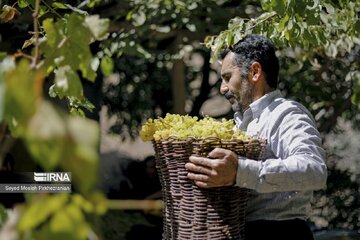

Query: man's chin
left=231, top=103, right=242, bottom=112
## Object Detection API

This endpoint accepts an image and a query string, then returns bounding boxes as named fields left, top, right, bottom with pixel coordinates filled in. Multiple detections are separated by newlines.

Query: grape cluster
left=140, top=113, right=250, bottom=142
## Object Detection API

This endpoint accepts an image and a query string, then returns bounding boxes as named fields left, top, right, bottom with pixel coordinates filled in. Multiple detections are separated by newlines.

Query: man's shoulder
left=267, top=97, right=313, bottom=119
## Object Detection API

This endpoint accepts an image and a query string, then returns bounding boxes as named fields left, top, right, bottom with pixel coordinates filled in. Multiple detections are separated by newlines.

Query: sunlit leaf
left=42, top=14, right=98, bottom=82
left=87, top=0, right=102, bottom=8
left=131, top=10, right=146, bottom=27
left=68, top=97, right=95, bottom=112
left=18, top=0, right=29, bottom=8
left=323, top=3, right=335, bottom=14
left=84, top=15, right=110, bottom=41
left=52, top=2, right=67, bottom=9
left=67, top=14, right=96, bottom=81
left=62, top=116, right=99, bottom=193
left=4, top=60, right=44, bottom=135
left=88, top=191, right=107, bottom=215
left=18, top=194, right=69, bottom=231
left=320, top=11, right=328, bottom=24
left=72, top=194, right=94, bottom=213
left=70, top=107, right=85, bottom=117
left=307, top=0, right=319, bottom=10
left=54, top=65, right=83, bottom=98
left=277, top=15, right=289, bottom=32
left=25, top=101, right=67, bottom=170
left=50, top=210, right=73, bottom=233
left=49, top=203, right=89, bottom=239
left=100, top=55, right=114, bottom=77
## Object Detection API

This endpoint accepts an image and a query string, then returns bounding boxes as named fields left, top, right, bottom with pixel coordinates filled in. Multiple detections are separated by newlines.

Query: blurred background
left=0, top=0, right=359, bottom=239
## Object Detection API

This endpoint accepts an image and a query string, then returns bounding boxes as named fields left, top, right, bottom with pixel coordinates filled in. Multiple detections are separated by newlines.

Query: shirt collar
left=234, top=90, right=282, bottom=123
left=250, top=89, right=282, bottom=119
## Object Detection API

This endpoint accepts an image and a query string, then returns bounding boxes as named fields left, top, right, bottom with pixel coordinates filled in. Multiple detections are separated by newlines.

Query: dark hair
left=220, top=34, right=279, bottom=89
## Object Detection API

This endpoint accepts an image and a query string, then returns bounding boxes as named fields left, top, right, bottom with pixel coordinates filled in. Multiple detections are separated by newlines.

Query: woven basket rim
left=153, top=135, right=267, bottom=144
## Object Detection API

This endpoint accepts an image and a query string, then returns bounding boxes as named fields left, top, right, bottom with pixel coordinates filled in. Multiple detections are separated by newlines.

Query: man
left=185, top=34, right=327, bottom=240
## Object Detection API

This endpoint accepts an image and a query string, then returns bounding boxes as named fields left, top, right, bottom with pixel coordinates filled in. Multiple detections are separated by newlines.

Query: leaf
left=18, top=0, right=30, bottom=8
left=0, top=56, right=15, bottom=72
left=0, top=72, right=4, bottom=122
left=52, top=2, right=67, bottom=9
left=50, top=210, right=73, bottom=233
left=25, top=101, right=68, bottom=170
left=62, top=116, right=99, bottom=193
left=0, top=5, right=19, bottom=22
left=42, top=18, right=61, bottom=48
left=277, top=15, right=289, bottom=32
left=272, top=0, right=286, bottom=16
left=260, top=0, right=273, bottom=12
left=0, top=204, right=7, bottom=223
left=49, top=203, right=89, bottom=239
left=54, top=65, right=84, bottom=98
left=18, top=194, right=69, bottom=231
left=287, top=18, right=293, bottom=30
left=100, top=56, right=114, bottom=77
left=67, top=14, right=96, bottom=81
left=228, top=17, right=244, bottom=29
left=323, top=3, right=335, bottom=14
left=131, top=10, right=146, bottom=27
left=0, top=52, right=6, bottom=60
left=4, top=60, right=44, bottom=135
left=22, top=37, right=35, bottom=49
left=351, top=73, right=360, bottom=108
left=87, top=0, right=102, bottom=8
left=72, top=194, right=94, bottom=213
left=320, top=12, right=328, bottom=24
left=226, top=30, right=234, bottom=47
left=84, top=15, right=110, bottom=41
left=88, top=191, right=107, bottom=215
left=306, top=0, right=319, bottom=10
left=68, top=97, right=95, bottom=112
left=42, top=14, right=97, bottom=82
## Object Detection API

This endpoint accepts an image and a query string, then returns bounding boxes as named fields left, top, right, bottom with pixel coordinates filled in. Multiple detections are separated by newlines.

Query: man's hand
left=185, top=148, right=238, bottom=188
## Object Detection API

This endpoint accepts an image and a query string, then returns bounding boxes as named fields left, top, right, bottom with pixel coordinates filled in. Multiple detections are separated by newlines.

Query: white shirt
left=234, top=90, right=327, bottom=221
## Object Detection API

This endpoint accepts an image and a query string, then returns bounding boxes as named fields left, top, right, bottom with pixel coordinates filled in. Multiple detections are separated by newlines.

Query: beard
left=225, top=80, right=254, bottom=113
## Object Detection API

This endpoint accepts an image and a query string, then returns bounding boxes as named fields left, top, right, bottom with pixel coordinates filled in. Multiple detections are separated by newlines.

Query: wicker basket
left=153, top=136, right=266, bottom=240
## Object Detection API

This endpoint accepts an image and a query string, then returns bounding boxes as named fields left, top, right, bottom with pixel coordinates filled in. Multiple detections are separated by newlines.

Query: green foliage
left=1, top=0, right=359, bottom=237
left=351, top=71, right=360, bottom=108
left=100, top=55, right=114, bottom=77
left=0, top=0, right=110, bottom=239
left=41, top=14, right=97, bottom=81
left=17, top=193, right=107, bottom=240
left=100, top=0, right=245, bottom=138
left=0, top=204, right=7, bottom=227
left=206, top=0, right=360, bottom=62
left=3, top=60, right=43, bottom=136
left=203, top=0, right=360, bottom=130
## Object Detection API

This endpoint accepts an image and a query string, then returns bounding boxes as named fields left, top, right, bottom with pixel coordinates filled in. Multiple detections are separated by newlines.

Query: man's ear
left=249, top=62, right=262, bottom=83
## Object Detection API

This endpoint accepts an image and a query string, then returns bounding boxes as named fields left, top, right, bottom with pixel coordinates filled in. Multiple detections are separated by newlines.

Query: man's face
left=220, top=52, right=254, bottom=113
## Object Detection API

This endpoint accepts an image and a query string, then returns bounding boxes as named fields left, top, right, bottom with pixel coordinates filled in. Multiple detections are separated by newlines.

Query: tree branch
left=31, top=0, right=40, bottom=68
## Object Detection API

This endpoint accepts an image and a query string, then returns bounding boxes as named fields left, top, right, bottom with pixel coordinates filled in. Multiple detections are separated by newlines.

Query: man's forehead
left=220, top=53, right=237, bottom=72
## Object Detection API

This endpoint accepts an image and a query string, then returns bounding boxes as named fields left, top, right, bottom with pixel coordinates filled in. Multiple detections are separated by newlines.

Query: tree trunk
left=171, top=36, right=186, bottom=114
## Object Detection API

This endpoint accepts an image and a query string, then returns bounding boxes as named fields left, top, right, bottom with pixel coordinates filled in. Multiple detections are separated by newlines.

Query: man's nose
left=220, top=81, right=228, bottom=95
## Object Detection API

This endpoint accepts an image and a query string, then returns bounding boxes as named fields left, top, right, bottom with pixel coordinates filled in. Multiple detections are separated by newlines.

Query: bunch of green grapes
left=192, top=116, right=234, bottom=139
left=140, top=114, right=198, bottom=141
left=140, top=113, right=250, bottom=141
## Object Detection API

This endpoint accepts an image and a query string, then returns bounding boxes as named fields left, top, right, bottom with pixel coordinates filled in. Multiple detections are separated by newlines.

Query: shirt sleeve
left=235, top=106, right=327, bottom=193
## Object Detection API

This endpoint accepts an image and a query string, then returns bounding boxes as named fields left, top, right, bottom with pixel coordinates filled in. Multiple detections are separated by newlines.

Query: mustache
left=224, top=91, right=235, bottom=100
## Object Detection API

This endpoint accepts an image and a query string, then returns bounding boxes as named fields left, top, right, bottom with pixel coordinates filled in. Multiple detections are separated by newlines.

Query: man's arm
left=236, top=108, right=327, bottom=193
